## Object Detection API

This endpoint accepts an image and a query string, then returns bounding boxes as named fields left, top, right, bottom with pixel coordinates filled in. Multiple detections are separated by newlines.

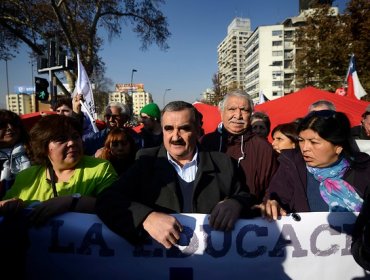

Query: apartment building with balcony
left=244, top=24, right=297, bottom=102
left=217, top=18, right=252, bottom=90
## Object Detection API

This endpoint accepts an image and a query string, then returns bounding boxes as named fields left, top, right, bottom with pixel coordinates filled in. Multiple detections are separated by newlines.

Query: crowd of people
left=0, top=91, right=370, bottom=275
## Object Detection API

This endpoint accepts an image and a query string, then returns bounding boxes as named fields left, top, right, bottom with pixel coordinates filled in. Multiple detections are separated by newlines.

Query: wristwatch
left=69, top=193, right=81, bottom=211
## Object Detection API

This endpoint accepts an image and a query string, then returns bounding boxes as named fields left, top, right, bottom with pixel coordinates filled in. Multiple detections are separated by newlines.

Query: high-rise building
left=132, top=91, right=153, bottom=116
left=110, top=83, right=153, bottom=116
left=6, top=93, right=34, bottom=115
left=242, top=5, right=338, bottom=103
left=217, top=18, right=252, bottom=90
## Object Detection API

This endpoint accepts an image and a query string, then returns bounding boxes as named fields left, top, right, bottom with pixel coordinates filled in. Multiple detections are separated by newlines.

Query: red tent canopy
left=20, top=111, right=107, bottom=131
left=20, top=111, right=56, bottom=131
left=255, top=86, right=370, bottom=141
left=193, top=102, right=221, bottom=134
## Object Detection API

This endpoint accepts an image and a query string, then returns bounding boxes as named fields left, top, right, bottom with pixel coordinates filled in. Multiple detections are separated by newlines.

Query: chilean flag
left=345, top=54, right=367, bottom=100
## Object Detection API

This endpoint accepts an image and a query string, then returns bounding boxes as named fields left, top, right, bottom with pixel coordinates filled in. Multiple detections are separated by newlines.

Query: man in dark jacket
left=200, top=90, right=278, bottom=205
left=96, top=101, right=253, bottom=249
left=351, top=111, right=370, bottom=140
left=351, top=187, right=370, bottom=271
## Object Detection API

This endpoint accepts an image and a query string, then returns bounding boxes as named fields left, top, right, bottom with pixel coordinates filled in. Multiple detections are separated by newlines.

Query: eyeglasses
left=105, top=114, right=122, bottom=120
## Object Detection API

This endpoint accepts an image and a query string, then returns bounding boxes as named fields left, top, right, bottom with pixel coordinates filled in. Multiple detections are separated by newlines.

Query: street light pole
left=163, top=88, right=171, bottom=108
left=130, top=69, right=137, bottom=94
left=5, top=59, right=9, bottom=96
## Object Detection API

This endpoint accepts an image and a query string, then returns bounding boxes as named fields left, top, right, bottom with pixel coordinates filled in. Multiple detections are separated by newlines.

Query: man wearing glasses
left=83, top=102, right=140, bottom=155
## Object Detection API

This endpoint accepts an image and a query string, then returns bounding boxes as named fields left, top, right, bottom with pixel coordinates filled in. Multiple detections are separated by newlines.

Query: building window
left=273, top=81, right=283, bottom=87
left=272, top=30, right=283, bottom=36
left=272, top=51, right=283, bottom=57
left=272, top=41, right=283, bottom=46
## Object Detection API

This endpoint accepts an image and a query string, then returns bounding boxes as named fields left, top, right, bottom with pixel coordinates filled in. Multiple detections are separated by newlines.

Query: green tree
left=0, top=0, right=170, bottom=91
left=295, top=0, right=370, bottom=99
left=210, top=72, right=225, bottom=105
left=295, top=4, right=349, bottom=92
left=344, top=0, right=370, bottom=100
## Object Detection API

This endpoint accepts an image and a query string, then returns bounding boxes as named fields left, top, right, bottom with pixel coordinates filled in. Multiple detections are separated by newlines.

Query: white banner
left=356, top=139, right=370, bottom=155
left=26, top=212, right=368, bottom=280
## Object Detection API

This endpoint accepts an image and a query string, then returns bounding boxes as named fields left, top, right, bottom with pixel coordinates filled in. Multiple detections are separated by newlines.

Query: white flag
left=258, top=90, right=266, bottom=104
left=74, top=54, right=99, bottom=132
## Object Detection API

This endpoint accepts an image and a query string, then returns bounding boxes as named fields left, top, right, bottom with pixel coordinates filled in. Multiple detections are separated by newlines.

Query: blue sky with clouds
left=0, top=0, right=347, bottom=108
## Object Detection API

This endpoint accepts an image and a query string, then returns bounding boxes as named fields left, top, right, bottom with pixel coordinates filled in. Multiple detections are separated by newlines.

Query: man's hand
left=209, top=198, right=242, bottom=231
left=142, top=212, right=183, bottom=249
left=0, top=198, right=24, bottom=216
left=254, top=199, right=287, bottom=221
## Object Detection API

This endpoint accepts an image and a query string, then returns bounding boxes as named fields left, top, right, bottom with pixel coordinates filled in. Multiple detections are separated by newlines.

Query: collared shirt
left=167, top=148, right=198, bottom=183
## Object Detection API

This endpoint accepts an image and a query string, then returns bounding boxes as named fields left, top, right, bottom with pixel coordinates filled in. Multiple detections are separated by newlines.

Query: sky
left=0, top=0, right=347, bottom=109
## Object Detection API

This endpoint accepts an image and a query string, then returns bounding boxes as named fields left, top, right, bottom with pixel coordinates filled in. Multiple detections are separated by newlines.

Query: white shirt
left=167, top=149, right=198, bottom=183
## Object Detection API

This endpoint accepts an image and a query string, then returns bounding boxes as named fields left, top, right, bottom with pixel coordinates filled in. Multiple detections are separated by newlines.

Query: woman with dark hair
left=95, top=128, right=137, bottom=175
left=3, top=114, right=117, bottom=225
left=0, top=110, right=32, bottom=198
left=271, top=122, right=299, bottom=153
left=258, top=110, right=370, bottom=219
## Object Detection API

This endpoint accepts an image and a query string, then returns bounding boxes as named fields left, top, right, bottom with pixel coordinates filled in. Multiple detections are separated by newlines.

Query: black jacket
left=96, top=145, right=252, bottom=244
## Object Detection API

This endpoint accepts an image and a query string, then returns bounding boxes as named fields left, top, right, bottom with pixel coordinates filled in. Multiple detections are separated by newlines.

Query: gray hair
left=308, top=100, right=336, bottom=112
left=218, top=89, right=254, bottom=112
left=105, top=101, right=130, bottom=116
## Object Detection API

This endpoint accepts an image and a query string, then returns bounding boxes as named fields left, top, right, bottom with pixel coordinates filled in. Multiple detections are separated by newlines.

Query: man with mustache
left=96, top=101, right=253, bottom=249
left=200, top=90, right=278, bottom=208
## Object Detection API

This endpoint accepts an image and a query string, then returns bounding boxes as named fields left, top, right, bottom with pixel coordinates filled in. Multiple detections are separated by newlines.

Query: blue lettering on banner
left=269, top=224, right=308, bottom=258
left=45, top=218, right=357, bottom=260
left=236, top=224, right=268, bottom=258
left=24, top=213, right=366, bottom=279
left=49, top=220, right=114, bottom=256
left=202, top=224, right=232, bottom=258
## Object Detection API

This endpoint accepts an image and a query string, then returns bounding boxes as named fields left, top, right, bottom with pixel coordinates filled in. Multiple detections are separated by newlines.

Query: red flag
left=345, top=54, right=367, bottom=100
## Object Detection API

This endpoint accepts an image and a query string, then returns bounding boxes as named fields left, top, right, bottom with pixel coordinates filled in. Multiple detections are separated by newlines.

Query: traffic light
left=35, top=77, right=49, bottom=101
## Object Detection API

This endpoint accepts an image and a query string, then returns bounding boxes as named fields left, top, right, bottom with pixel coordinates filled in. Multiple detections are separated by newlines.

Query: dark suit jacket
left=96, top=145, right=252, bottom=244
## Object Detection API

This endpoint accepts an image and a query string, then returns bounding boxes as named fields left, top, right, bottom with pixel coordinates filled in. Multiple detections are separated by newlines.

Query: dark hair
left=52, top=96, right=73, bottom=111
left=30, top=115, right=82, bottom=165
left=0, top=109, right=29, bottom=143
left=251, top=111, right=271, bottom=134
left=271, top=122, right=299, bottom=145
left=361, top=111, right=370, bottom=119
left=298, top=110, right=355, bottom=158
left=162, top=101, right=202, bottom=128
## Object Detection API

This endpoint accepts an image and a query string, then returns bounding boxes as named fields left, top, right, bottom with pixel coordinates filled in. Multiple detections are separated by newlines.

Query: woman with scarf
left=258, top=110, right=370, bottom=219
left=0, top=110, right=31, bottom=199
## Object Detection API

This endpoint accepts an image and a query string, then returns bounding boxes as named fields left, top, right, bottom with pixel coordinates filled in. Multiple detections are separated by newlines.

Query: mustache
left=230, top=119, right=247, bottom=124
left=170, top=139, right=186, bottom=145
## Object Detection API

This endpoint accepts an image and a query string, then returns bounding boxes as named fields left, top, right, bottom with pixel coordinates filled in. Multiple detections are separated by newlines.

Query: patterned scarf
left=306, top=157, right=363, bottom=212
